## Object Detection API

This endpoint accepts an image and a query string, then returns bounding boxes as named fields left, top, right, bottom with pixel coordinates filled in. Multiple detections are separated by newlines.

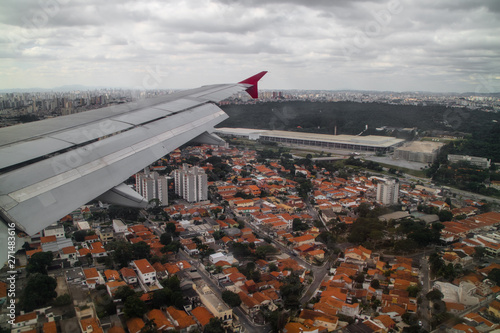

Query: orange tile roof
left=261, top=288, right=279, bottom=301
left=84, top=234, right=99, bottom=241
left=446, top=302, right=466, bottom=312
left=166, top=306, right=196, bottom=329
left=451, top=323, right=479, bottom=333
left=374, top=314, right=395, bottom=328
left=104, top=269, right=121, bottom=281
left=191, top=306, right=215, bottom=327
left=223, top=267, right=239, bottom=275
left=90, top=242, right=106, bottom=254
left=126, top=317, right=145, bottom=333
left=146, top=309, right=173, bottom=330
left=134, top=259, right=155, bottom=274
left=106, top=280, right=127, bottom=294
left=80, top=318, right=104, bottom=333
left=61, top=246, right=77, bottom=254
left=215, top=260, right=232, bottom=267
left=40, top=235, right=57, bottom=244
left=83, top=267, right=99, bottom=279
left=120, top=267, right=137, bottom=278
left=140, top=292, right=154, bottom=302
left=43, top=321, right=57, bottom=333
left=464, top=313, right=494, bottom=327
left=0, top=281, right=6, bottom=299
left=164, top=263, right=181, bottom=275
left=26, top=248, right=42, bottom=258
left=14, top=312, right=37, bottom=323
left=381, top=304, right=406, bottom=316
left=78, top=248, right=91, bottom=256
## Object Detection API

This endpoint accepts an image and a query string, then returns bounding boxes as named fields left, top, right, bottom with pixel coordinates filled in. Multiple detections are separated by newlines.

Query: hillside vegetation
left=219, top=101, right=498, bottom=137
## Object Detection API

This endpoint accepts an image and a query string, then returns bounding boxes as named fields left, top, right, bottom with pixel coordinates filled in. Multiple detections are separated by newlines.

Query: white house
left=209, top=252, right=236, bottom=265
left=113, top=219, right=128, bottom=233
left=133, top=259, right=157, bottom=286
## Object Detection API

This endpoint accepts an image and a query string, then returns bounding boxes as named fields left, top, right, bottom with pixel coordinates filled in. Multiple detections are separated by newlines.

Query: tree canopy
left=26, top=251, right=53, bottom=275
left=203, top=318, right=225, bottom=333
left=123, top=295, right=147, bottom=318
left=221, top=290, right=241, bottom=307
left=21, top=273, right=57, bottom=311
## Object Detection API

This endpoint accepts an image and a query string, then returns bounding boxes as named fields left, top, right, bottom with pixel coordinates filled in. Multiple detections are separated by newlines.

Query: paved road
left=241, top=211, right=332, bottom=306
left=300, top=258, right=331, bottom=304
left=419, top=254, right=432, bottom=331
left=178, top=249, right=270, bottom=333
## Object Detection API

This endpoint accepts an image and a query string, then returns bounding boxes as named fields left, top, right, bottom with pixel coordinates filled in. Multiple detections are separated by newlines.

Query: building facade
left=376, top=179, right=399, bottom=205
left=448, top=154, right=491, bottom=169
left=135, top=169, right=168, bottom=205
left=173, top=164, right=208, bottom=202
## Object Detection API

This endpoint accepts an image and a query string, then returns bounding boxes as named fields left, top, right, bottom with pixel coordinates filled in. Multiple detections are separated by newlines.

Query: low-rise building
left=197, top=286, right=233, bottom=328
left=133, top=259, right=157, bottom=287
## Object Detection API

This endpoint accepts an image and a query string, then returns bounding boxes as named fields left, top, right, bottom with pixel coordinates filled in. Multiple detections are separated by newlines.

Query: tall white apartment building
left=173, top=164, right=208, bottom=202
left=376, top=179, right=399, bottom=205
left=135, top=168, right=168, bottom=205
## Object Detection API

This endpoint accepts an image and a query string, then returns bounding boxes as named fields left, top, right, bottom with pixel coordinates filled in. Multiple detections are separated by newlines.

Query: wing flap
left=0, top=138, right=73, bottom=169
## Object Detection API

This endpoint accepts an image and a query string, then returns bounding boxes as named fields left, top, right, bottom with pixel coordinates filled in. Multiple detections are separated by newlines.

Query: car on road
left=418, top=321, right=422, bottom=327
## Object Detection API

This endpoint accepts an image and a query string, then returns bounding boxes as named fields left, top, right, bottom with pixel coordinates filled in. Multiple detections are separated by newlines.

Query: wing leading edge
left=0, top=71, right=267, bottom=235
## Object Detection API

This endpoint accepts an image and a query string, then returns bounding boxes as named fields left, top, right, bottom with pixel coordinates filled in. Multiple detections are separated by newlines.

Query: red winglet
left=239, top=71, right=268, bottom=99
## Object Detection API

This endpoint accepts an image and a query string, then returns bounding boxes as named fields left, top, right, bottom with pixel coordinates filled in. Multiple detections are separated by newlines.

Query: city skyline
left=1, top=0, right=500, bottom=93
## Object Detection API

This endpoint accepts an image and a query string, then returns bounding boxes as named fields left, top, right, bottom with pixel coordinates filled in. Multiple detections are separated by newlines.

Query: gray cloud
left=0, top=0, right=499, bottom=91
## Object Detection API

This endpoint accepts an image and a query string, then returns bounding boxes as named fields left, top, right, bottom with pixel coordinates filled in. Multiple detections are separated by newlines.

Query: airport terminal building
left=215, top=128, right=405, bottom=153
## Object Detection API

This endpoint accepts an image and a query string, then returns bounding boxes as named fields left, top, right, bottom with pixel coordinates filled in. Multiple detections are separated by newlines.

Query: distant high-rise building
left=174, top=164, right=208, bottom=203
left=135, top=169, right=168, bottom=205
left=376, top=179, right=399, bottom=205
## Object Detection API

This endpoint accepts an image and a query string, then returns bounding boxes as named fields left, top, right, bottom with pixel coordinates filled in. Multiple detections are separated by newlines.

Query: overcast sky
left=1, top=0, right=499, bottom=92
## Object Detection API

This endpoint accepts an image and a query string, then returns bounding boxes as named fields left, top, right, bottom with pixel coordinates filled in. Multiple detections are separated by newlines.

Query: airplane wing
left=0, top=71, right=267, bottom=235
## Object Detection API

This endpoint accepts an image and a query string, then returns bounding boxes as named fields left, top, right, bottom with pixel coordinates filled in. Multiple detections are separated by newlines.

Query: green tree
left=26, top=251, right=53, bottom=275
left=407, top=285, right=421, bottom=298
left=73, top=230, right=88, bottom=242
left=370, top=279, right=380, bottom=289
left=53, top=294, right=72, bottom=306
left=231, top=243, right=252, bottom=258
left=438, top=209, right=453, bottom=222
left=354, top=273, right=365, bottom=284
left=112, top=241, right=133, bottom=268
left=221, top=290, right=241, bottom=307
left=474, top=246, right=487, bottom=261
left=429, top=252, right=445, bottom=277
left=292, top=218, right=309, bottom=231
left=132, top=241, right=151, bottom=260
left=141, top=319, right=158, bottom=333
left=316, top=231, right=336, bottom=251
left=266, top=310, right=289, bottom=333
left=160, top=232, right=173, bottom=246
left=161, top=241, right=181, bottom=254
left=255, top=244, right=278, bottom=260
left=123, top=295, right=147, bottom=318
left=488, top=268, right=500, bottom=286
left=280, top=273, right=303, bottom=311
left=20, top=273, right=57, bottom=311
left=426, top=289, right=444, bottom=301
left=152, top=289, right=168, bottom=308
left=203, top=317, right=225, bottom=333
left=114, top=285, right=135, bottom=301
left=392, top=239, right=415, bottom=254
left=166, top=222, right=177, bottom=235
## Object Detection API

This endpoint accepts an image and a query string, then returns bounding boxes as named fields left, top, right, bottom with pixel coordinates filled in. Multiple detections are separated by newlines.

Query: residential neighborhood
left=2, top=141, right=500, bottom=333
